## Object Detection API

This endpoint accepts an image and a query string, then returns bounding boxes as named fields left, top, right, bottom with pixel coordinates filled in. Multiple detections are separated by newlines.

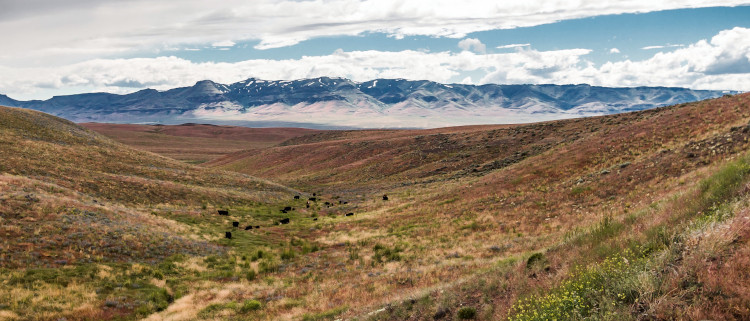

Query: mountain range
left=0, top=77, right=738, bottom=128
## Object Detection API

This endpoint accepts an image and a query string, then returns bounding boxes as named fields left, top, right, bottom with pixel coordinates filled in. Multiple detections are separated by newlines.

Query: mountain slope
left=2, top=78, right=736, bottom=128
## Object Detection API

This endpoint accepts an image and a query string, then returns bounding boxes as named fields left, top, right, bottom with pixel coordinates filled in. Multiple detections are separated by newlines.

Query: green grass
left=508, top=153, right=750, bottom=321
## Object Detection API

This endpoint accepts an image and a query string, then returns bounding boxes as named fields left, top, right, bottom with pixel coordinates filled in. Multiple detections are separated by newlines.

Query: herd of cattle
left=222, top=194, right=389, bottom=239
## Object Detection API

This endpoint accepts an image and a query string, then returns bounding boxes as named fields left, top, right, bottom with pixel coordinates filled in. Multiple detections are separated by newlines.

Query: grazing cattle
left=279, top=218, right=290, bottom=224
left=218, top=210, right=229, bottom=215
left=294, top=195, right=300, bottom=199
left=345, top=213, right=354, bottom=216
left=338, top=200, right=343, bottom=204
left=245, top=225, right=253, bottom=230
left=382, top=194, right=389, bottom=201
left=313, top=193, right=317, bottom=196
left=342, top=201, right=348, bottom=204
left=232, top=221, right=239, bottom=227
left=324, top=202, right=331, bottom=206
left=225, top=232, right=232, bottom=239
left=313, top=218, right=318, bottom=221
left=309, top=197, right=317, bottom=201
left=306, top=202, right=310, bottom=208
left=283, top=206, right=292, bottom=211
left=281, top=209, right=288, bottom=214
left=255, top=225, right=260, bottom=229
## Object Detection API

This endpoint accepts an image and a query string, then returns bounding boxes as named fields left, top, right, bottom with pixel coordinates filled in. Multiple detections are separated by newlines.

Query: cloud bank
left=1, top=0, right=749, bottom=67
left=1, top=27, right=749, bottom=99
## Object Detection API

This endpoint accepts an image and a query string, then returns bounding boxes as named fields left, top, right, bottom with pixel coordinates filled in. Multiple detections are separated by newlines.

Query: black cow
left=232, top=221, right=239, bottom=227
left=225, top=232, right=232, bottom=239
left=306, top=202, right=310, bottom=208
left=255, top=225, right=260, bottom=229
left=281, top=209, right=288, bottom=214
left=283, top=206, right=292, bottom=211
left=345, top=213, right=354, bottom=216
left=245, top=225, right=253, bottom=230
left=382, top=194, right=389, bottom=201
left=313, top=193, right=317, bottom=196
left=294, top=195, right=300, bottom=199
left=324, top=202, right=331, bottom=206
left=218, top=210, right=229, bottom=215
left=313, top=218, right=318, bottom=221
left=308, top=197, right=317, bottom=201
left=279, top=218, right=290, bottom=224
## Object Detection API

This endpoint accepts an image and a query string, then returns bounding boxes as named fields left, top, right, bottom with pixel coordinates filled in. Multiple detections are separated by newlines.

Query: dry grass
left=81, top=123, right=321, bottom=163
left=2, top=94, right=750, bottom=320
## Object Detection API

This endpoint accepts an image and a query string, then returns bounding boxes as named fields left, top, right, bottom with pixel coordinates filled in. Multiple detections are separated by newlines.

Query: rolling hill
left=0, top=106, right=302, bottom=319
left=2, top=93, right=750, bottom=320
left=79, top=123, right=321, bottom=163
left=202, top=93, right=750, bottom=320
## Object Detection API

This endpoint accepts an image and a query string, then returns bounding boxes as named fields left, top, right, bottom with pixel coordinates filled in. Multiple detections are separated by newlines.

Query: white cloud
left=211, top=40, right=236, bottom=47
left=458, top=38, right=486, bottom=54
left=1, top=0, right=749, bottom=67
left=642, top=44, right=684, bottom=50
left=2, top=27, right=749, bottom=100
left=609, top=48, right=620, bottom=54
left=497, top=43, right=530, bottom=49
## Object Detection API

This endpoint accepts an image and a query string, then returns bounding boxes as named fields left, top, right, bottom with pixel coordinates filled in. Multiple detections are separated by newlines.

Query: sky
left=1, top=0, right=749, bottom=100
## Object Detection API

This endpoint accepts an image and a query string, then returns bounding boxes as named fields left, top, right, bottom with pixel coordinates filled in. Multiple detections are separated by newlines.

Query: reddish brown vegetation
left=81, top=122, right=321, bottom=163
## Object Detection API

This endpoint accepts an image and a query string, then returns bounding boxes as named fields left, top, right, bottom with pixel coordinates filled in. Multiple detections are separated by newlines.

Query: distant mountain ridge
left=0, top=78, right=738, bottom=128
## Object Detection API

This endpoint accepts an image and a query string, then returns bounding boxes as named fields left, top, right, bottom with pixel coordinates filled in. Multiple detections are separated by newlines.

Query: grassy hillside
left=81, top=123, right=321, bottom=164
left=2, top=93, right=750, bottom=320
left=198, top=93, right=750, bottom=320
left=0, top=106, right=306, bottom=320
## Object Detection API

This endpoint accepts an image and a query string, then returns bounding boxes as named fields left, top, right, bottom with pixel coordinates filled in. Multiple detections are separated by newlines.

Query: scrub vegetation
left=1, top=93, right=750, bottom=320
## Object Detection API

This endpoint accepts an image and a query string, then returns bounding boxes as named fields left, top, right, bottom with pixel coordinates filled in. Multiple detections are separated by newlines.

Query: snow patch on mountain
left=1, top=78, right=739, bottom=129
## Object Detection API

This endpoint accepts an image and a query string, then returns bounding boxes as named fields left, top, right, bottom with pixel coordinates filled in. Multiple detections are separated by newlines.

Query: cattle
left=345, top=213, right=354, bottom=216
left=245, top=225, right=253, bottom=230
left=281, top=209, right=288, bottom=214
left=308, top=197, right=317, bottom=201
left=306, top=202, right=310, bottom=208
left=313, top=193, right=317, bottom=196
left=324, top=202, right=331, bottom=206
left=313, top=218, right=318, bottom=221
left=225, top=232, right=232, bottom=239
left=218, top=210, right=229, bottom=215
left=279, top=218, right=290, bottom=224
left=338, top=200, right=343, bottom=204
left=382, top=194, right=389, bottom=201
left=255, top=225, right=260, bottom=229
left=232, top=221, right=239, bottom=227
left=294, top=195, right=300, bottom=199
left=283, top=206, right=292, bottom=211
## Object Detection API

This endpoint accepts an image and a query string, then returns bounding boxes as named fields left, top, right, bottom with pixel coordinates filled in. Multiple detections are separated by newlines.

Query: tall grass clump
left=698, top=155, right=750, bottom=209
left=508, top=249, right=647, bottom=321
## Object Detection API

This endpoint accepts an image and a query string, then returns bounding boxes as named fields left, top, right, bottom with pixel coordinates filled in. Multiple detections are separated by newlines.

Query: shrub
left=457, top=307, right=477, bottom=319
left=526, top=253, right=545, bottom=269
left=240, top=299, right=261, bottom=312
left=280, top=248, right=295, bottom=260
left=373, top=244, right=402, bottom=263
